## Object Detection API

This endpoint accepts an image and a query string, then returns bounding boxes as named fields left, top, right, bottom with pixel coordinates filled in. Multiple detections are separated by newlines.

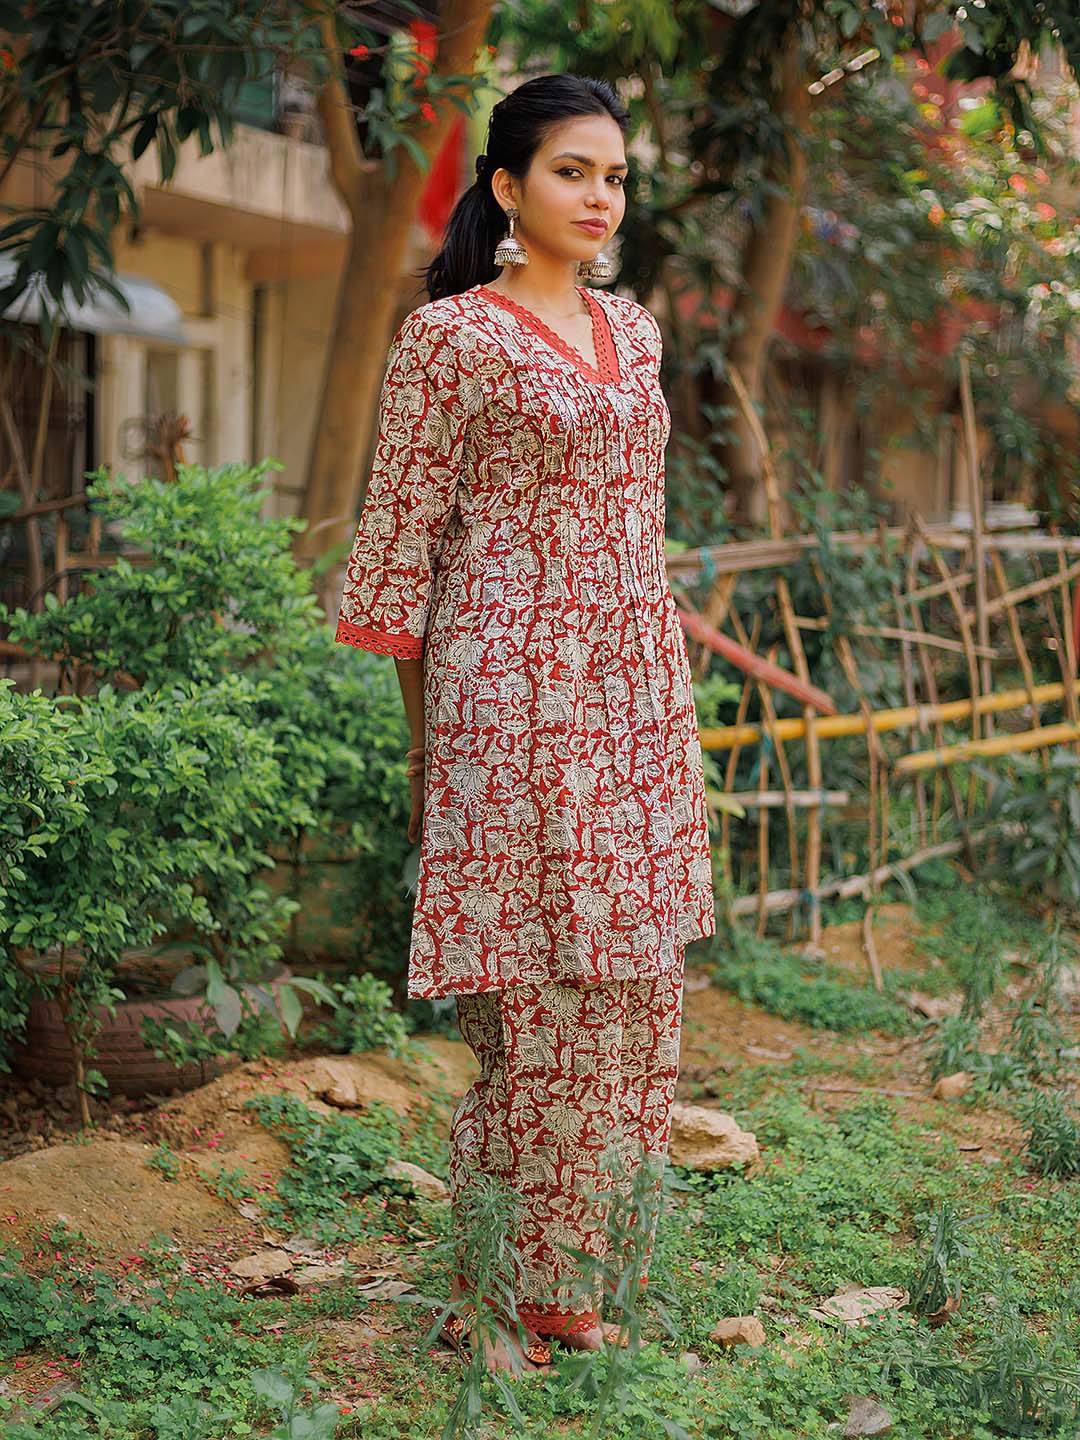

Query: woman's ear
left=490, top=169, right=515, bottom=212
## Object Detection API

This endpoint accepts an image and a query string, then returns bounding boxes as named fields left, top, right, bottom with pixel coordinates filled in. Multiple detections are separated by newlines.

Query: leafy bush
left=306, top=971, right=410, bottom=1057
left=976, top=751, right=1080, bottom=909
left=0, top=460, right=422, bottom=1092
left=1, top=460, right=321, bottom=689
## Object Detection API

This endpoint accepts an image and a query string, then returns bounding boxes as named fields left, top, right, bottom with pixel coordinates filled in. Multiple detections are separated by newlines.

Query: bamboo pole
left=903, top=526, right=950, bottom=845
left=691, top=572, right=738, bottom=682
left=664, top=526, right=1080, bottom=585
left=889, top=526, right=927, bottom=846
left=959, top=354, right=993, bottom=724
left=962, top=554, right=1080, bottom=624
left=895, top=722, right=1080, bottom=774
left=727, top=361, right=823, bottom=945
left=723, top=789, right=850, bottom=807
left=789, top=617, right=996, bottom=657
left=699, top=679, right=1080, bottom=751
left=1055, top=547, right=1080, bottom=751
left=719, top=613, right=762, bottom=890
left=730, top=611, right=801, bottom=939
left=727, top=824, right=1017, bottom=916
left=1032, top=554, right=1078, bottom=742
left=989, top=548, right=1049, bottom=775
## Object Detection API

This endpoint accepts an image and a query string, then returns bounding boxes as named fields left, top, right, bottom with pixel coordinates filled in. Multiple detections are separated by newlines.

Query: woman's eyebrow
left=551, top=151, right=629, bottom=171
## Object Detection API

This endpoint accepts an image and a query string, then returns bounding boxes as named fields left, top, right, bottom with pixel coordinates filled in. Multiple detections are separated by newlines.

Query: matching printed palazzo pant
left=448, top=956, right=685, bottom=1338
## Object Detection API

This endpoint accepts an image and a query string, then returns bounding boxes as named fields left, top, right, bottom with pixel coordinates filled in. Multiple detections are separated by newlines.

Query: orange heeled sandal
left=438, top=1310, right=553, bottom=1368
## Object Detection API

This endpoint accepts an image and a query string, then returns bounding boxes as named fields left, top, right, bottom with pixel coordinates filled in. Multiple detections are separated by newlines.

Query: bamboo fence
left=671, top=360, right=1080, bottom=974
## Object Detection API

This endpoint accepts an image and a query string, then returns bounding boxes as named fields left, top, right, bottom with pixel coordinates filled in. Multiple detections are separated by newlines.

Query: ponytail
left=420, top=157, right=505, bottom=302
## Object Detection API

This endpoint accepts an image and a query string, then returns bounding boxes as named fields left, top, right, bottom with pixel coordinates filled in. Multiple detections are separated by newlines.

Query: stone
left=709, top=1315, right=766, bottom=1348
left=384, top=1158, right=449, bottom=1201
left=842, top=1396, right=894, bottom=1436
left=668, top=1103, right=759, bottom=1170
left=931, top=1071, right=972, bottom=1100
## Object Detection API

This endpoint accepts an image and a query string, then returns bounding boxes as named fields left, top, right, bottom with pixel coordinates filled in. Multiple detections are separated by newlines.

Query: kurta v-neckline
left=475, top=283, right=622, bottom=387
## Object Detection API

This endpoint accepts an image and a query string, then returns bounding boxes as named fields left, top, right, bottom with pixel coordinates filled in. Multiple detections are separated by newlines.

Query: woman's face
left=494, top=114, right=628, bottom=267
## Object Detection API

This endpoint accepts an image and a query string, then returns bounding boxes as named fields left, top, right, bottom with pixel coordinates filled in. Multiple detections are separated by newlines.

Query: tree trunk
left=719, top=38, right=811, bottom=528
left=295, top=0, right=494, bottom=581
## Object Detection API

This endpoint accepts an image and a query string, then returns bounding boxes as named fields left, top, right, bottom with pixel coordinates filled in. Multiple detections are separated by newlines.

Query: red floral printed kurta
left=335, top=282, right=715, bottom=998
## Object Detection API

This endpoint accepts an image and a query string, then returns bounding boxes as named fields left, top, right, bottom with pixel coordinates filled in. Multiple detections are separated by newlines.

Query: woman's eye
left=558, top=167, right=625, bottom=185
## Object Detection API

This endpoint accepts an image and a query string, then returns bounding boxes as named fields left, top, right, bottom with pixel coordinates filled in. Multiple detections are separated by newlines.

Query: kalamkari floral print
left=335, top=282, right=715, bottom=999
left=449, top=962, right=684, bottom=1335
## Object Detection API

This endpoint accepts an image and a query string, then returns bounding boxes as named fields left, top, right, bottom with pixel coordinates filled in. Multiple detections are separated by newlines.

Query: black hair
left=417, top=74, right=630, bottom=303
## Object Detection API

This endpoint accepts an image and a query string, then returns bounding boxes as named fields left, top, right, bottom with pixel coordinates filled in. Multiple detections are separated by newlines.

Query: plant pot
left=8, top=953, right=293, bottom=1098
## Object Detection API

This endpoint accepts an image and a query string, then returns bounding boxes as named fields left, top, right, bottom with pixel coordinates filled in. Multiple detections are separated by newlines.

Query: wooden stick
left=895, top=722, right=1080, bottom=774
left=905, top=570, right=976, bottom=606
left=664, top=527, right=1080, bottom=584
left=902, top=525, right=950, bottom=845
left=1056, top=547, right=1080, bottom=743
left=720, top=613, right=762, bottom=889
left=889, top=526, right=926, bottom=846
left=728, top=361, right=823, bottom=945
left=727, top=824, right=1017, bottom=915
left=0, top=491, right=95, bottom=525
left=913, top=514, right=984, bottom=814
left=673, top=591, right=838, bottom=713
left=726, top=789, right=849, bottom=808
left=989, top=548, right=1049, bottom=775
left=789, top=616, right=997, bottom=658
left=1032, top=553, right=1076, bottom=739
left=961, top=554, right=1080, bottom=624
left=729, top=611, right=800, bottom=937
left=692, top=572, right=738, bottom=682
left=959, top=354, right=993, bottom=722
left=699, top=679, right=1080, bottom=750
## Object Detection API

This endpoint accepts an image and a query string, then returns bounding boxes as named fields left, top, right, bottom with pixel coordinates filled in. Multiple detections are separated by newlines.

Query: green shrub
left=0, top=460, right=430, bottom=1089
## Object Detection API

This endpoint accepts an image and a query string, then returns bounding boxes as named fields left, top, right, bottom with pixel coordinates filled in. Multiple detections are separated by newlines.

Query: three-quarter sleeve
left=335, top=310, right=469, bottom=659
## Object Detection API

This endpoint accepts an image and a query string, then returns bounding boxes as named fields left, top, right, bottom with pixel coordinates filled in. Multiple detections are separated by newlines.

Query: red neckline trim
left=476, top=284, right=621, bottom=386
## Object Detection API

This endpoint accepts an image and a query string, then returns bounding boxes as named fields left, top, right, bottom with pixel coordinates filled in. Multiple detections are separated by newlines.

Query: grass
left=2, top=875, right=1080, bottom=1438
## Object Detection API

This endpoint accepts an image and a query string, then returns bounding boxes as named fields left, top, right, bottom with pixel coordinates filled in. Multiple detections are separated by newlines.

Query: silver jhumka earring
left=576, top=252, right=615, bottom=280
left=494, top=207, right=529, bottom=267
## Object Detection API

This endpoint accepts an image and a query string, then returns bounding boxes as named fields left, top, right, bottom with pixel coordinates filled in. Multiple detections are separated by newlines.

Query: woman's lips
left=573, top=220, right=608, bottom=235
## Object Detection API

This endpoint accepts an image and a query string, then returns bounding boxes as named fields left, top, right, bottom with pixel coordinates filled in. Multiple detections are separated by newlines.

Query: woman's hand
left=406, top=746, right=425, bottom=845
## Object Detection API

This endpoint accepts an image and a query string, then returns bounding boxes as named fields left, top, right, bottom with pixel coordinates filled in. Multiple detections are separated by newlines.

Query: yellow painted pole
left=895, top=722, right=1080, bottom=775
left=699, top=680, right=1080, bottom=752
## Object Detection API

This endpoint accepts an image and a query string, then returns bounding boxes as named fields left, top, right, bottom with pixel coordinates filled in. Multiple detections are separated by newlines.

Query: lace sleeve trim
left=335, top=616, right=423, bottom=659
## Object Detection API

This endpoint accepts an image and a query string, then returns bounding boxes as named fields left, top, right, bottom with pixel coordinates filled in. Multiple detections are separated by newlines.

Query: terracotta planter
left=8, top=954, right=293, bottom=1098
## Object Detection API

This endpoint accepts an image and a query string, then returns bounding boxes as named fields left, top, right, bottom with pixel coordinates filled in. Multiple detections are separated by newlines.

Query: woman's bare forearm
left=393, top=656, right=426, bottom=747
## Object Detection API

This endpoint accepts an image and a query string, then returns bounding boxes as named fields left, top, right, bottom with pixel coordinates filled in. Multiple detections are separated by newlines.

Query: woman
left=335, top=73, right=715, bottom=1374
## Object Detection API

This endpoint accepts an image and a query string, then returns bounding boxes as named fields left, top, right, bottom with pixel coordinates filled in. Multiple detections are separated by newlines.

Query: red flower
left=420, top=102, right=437, bottom=124
left=1008, top=173, right=1029, bottom=194
left=1035, top=202, right=1057, bottom=221
left=0, top=48, right=14, bottom=70
left=349, top=43, right=369, bottom=59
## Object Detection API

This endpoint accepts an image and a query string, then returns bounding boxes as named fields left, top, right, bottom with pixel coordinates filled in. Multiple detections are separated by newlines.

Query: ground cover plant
left=1, top=875, right=1079, bottom=1438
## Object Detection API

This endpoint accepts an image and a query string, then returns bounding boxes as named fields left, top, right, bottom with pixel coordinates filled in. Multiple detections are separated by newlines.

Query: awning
left=0, top=257, right=187, bottom=344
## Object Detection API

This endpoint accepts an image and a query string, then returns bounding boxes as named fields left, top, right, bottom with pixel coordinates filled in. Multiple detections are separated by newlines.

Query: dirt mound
left=0, top=1040, right=479, bottom=1266
left=0, top=1136, right=245, bottom=1262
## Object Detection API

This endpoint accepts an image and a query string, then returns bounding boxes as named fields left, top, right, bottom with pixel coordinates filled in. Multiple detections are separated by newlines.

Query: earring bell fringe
left=577, top=252, right=614, bottom=280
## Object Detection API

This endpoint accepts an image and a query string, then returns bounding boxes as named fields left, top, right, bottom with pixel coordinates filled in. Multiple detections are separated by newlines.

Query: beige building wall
left=3, top=122, right=356, bottom=514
